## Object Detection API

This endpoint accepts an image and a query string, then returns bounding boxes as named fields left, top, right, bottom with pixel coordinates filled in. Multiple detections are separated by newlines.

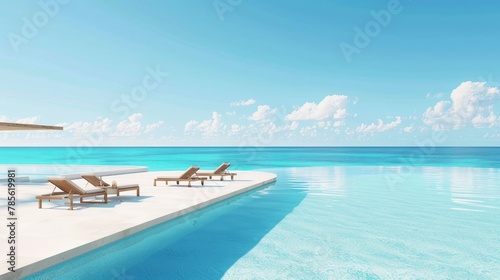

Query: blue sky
left=1, top=0, right=499, bottom=146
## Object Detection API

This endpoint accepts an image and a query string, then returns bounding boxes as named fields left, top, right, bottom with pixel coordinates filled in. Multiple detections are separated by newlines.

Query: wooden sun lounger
left=37, top=178, right=108, bottom=210
left=197, top=162, right=237, bottom=181
left=154, top=166, right=207, bottom=187
left=81, top=174, right=140, bottom=196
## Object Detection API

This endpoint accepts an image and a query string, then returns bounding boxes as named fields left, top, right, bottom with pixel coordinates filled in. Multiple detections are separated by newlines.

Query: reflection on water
left=284, top=165, right=500, bottom=213
left=226, top=166, right=500, bottom=279
left=286, top=166, right=347, bottom=198
left=448, top=167, right=500, bottom=212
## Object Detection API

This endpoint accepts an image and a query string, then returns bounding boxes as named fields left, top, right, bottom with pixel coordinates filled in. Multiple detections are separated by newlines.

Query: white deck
left=0, top=170, right=277, bottom=279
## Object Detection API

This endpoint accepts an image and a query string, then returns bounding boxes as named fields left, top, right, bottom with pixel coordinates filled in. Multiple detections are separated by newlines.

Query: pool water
left=25, top=165, right=500, bottom=279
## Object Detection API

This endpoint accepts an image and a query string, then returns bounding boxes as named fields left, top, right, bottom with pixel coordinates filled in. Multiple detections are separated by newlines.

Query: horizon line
left=1, top=145, right=499, bottom=148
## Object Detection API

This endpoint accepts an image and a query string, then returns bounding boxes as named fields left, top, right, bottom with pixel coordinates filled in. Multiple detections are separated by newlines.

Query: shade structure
left=0, top=122, right=63, bottom=131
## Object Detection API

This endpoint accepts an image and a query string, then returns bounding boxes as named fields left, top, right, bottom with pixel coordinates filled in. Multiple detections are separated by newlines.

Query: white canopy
left=0, top=122, right=63, bottom=131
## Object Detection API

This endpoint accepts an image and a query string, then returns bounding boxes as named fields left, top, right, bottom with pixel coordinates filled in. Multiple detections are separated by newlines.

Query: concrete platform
left=0, top=170, right=277, bottom=279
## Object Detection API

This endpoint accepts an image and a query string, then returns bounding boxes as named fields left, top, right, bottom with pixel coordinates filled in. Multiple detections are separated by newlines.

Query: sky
left=1, top=0, right=500, bottom=146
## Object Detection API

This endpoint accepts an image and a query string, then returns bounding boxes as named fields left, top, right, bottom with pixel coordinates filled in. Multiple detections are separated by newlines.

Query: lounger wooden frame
left=81, top=174, right=140, bottom=196
left=36, top=178, right=108, bottom=210
left=154, top=166, right=207, bottom=187
left=197, top=162, right=237, bottom=181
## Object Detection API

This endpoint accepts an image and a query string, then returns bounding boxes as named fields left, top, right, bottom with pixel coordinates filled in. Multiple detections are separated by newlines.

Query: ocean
left=2, top=146, right=500, bottom=171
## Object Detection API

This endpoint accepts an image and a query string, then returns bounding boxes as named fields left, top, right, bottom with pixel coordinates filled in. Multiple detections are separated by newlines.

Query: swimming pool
left=25, top=165, right=500, bottom=279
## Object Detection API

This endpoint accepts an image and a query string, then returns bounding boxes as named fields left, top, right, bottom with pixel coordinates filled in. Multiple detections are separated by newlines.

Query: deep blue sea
left=2, top=147, right=499, bottom=279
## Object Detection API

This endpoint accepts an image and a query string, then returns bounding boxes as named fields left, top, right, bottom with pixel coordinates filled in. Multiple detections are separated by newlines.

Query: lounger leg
left=220, top=176, right=223, bottom=181
left=209, top=176, right=212, bottom=179
left=137, top=188, right=140, bottom=196
left=154, top=179, right=157, bottom=187
left=70, top=198, right=73, bottom=210
left=231, top=175, right=234, bottom=180
left=117, top=190, right=120, bottom=197
left=38, top=199, right=42, bottom=209
left=177, top=181, right=179, bottom=185
left=201, top=180, right=204, bottom=186
left=188, top=181, right=191, bottom=187
left=104, top=191, right=108, bottom=203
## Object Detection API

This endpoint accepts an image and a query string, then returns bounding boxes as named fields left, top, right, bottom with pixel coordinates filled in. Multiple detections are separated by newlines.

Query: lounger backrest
left=48, top=178, right=86, bottom=195
left=82, top=175, right=110, bottom=187
left=213, top=162, right=230, bottom=174
left=179, top=166, right=200, bottom=179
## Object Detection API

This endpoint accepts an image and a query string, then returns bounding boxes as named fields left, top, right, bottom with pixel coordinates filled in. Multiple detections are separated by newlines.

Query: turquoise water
left=4, top=147, right=499, bottom=279
left=2, top=147, right=500, bottom=171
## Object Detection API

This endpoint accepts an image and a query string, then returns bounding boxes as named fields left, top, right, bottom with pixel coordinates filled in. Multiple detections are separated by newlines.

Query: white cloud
left=249, top=105, right=277, bottom=121
left=198, top=112, right=225, bottom=134
left=230, top=124, right=243, bottom=135
left=0, top=116, right=40, bottom=124
left=243, top=121, right=283, bottom=143
left=185, top=112, right=226, bottom=136
left=284, top=121, right=299, bottom=130
left=65, top=117, right=114, bottom=135
left=260, top=122, right=279, bottom=135
left=114, top=113, right=142, bottom=136
left=426, top=92, right=444, bottom=99
left=471, top=113, right=497, bottom=126
left=286, top=95, right=349, bottom=121
left=423, top=81, right=500, bottom=130
left=356, top=117, right=402, bottom=134
left=15, top=116, right=39, bottom=124
left=403, top=126, right=414, bottom=133
left=231, top=99, right=256, bottom=106
left=334, top=121, right=344, bottom=127
left=484, top=132, right=500, bottom=138
left=226, top=111, right=236, bottom=116
left=55, top=122, right=69, bottom=127
left=52, top=114, right=149, bottom=138
left=300, top=126, right=317, bottom=137
left=333, top=108, right=347, bottom=119
left=184, top=120, right=199, bottom=132
left=145, top=121, right=164, bottom=133
left=1, top=114, right=161, bottom=143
